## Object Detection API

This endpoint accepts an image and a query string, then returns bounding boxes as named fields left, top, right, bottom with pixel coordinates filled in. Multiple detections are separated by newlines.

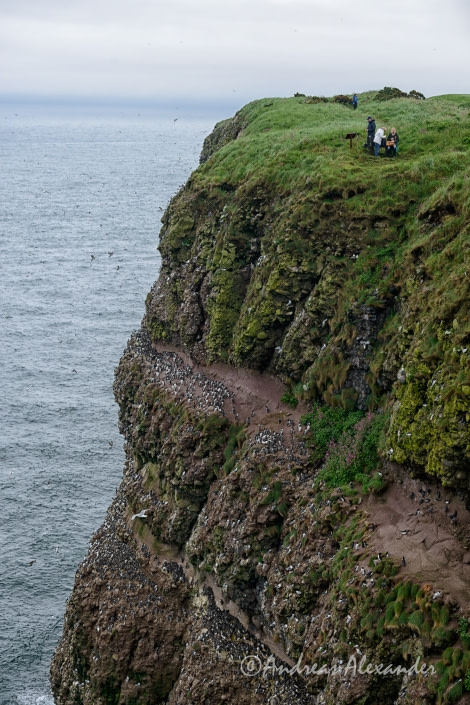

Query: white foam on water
left=15, top=693, right=55, bottom=705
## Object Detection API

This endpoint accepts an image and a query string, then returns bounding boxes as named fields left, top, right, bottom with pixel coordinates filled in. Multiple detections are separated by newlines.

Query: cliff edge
left=51, top=92, right=470, bottom=705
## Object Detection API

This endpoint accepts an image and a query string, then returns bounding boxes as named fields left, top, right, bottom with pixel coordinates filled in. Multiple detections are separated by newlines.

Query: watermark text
left=241, top=654, right=435, bottom=679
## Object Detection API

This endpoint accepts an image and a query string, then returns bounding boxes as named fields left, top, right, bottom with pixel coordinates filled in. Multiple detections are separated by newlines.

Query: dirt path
left=153, top=340, right=308, bottom=430
left=364, top=468, right=470, bottom=611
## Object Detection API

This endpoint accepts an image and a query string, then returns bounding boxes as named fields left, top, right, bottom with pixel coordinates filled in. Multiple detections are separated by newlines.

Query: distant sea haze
left=0, top=101, right=221, bottom=705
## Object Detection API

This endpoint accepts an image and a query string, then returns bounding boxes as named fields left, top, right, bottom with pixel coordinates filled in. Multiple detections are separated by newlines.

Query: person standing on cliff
left=352, top=93, right=358, bottom=110
left=366, top=116, right=376, bottom=151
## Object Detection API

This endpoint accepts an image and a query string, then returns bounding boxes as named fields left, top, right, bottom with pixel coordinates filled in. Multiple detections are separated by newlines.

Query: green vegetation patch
left=301, top=402, right=387, bottom=490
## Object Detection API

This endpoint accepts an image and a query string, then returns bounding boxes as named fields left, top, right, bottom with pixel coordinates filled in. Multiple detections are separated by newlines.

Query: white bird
left=131, top=510, right=148, bottom=520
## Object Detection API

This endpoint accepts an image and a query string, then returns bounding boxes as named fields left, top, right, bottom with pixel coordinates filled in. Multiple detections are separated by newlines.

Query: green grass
left=458, top=617, right=470, bottom=645
left=194, top=94, right=470, bottom=197
left=280, top=390, right=299, bottom=408
left=301, top=402, right=387, bottom=488
left=222, top=423, right=245, bottom=475
left=301, top=402, right=363, bottom=462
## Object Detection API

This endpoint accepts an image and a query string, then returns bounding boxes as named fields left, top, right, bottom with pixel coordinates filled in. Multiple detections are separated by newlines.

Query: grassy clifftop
left=145, top=92, right=470, bottom=488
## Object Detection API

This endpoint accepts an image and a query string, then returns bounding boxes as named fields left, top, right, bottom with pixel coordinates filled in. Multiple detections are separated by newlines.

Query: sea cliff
left=51, top=91, right=470, bottom=704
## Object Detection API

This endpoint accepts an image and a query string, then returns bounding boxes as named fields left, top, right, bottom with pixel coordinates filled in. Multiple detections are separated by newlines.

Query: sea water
left=0, top=100, right=228, bottom=705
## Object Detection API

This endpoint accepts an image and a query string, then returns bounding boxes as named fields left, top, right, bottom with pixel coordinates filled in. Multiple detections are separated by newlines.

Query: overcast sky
left=1, top=0, right=469, bottom=108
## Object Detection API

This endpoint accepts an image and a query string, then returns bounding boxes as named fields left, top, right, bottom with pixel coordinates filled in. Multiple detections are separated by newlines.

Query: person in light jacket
left=373, top=126, right=386, bottom=156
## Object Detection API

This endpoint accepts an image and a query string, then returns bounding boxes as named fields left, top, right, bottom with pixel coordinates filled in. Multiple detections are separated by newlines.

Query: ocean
left=0, top=100, right=228, bottom=705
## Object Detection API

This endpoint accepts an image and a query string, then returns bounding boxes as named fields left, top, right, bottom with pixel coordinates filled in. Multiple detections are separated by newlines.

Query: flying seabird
left=131, top=510, right=148, bottom=520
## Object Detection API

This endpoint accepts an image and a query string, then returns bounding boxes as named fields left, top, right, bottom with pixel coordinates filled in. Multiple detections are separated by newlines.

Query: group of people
left=366, top=116, right=399, bottom=157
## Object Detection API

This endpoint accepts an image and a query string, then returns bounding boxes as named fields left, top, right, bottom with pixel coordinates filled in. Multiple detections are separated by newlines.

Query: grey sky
left=1, top=0, right=469, bottom=105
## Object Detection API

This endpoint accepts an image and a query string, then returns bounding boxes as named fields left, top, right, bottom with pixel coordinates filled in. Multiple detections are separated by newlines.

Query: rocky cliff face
left=51, top=95, right=470, bottom=704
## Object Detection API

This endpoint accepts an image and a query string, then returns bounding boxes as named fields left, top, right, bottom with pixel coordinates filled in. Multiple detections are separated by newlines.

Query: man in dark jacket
left=366, top=116, right=376, bottom=151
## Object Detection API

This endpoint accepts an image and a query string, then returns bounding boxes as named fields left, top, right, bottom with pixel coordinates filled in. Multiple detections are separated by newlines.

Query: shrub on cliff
left=374, top=86, right=425, bottom=101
